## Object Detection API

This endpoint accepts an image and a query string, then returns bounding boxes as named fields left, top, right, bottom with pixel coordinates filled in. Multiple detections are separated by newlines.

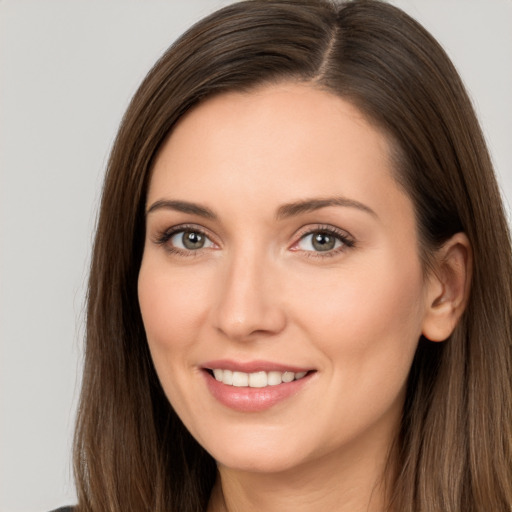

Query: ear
left=421, top=232, right=472, bottom=342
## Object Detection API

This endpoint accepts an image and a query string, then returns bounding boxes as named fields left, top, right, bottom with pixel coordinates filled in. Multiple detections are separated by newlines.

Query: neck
left=207, top=437, right=396, bottom=512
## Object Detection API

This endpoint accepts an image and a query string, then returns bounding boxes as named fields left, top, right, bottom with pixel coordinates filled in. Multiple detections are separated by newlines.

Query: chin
left=197, top=428, right=310, bottom=474
left=214, top=449, right=304, bottom=474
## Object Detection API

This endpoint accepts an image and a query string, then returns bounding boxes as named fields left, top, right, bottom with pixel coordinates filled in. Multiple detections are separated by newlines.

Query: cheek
left=285, top=254, right=425, bottom=442
left=138, top=257, right=216, bottom=419
left=293, top=251, right=425, bottom=374
left=138, top=259, right=210, bottom=362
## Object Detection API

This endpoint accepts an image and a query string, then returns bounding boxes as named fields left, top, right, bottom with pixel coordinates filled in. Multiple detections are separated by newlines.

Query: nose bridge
left=213, top=242, right=286, bottom=341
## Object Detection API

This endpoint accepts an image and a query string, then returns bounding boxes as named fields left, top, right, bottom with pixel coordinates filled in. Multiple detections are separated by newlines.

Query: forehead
left=147, top=82, right=408, bottom=225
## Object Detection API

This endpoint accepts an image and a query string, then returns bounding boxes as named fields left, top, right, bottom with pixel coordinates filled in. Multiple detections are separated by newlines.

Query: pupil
left=183, top=231, right=204, bottom=250
left=312, top=232, right=335, bottom=251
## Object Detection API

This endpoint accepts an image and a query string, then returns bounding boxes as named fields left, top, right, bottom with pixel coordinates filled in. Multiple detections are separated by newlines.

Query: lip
left=201, top=360, right=315, bottom=412
left=202, top=359, right=311, bottom=373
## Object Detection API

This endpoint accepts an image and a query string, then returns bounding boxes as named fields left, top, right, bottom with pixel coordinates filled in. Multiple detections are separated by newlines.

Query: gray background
left=1, top=1, right=511, bottom=511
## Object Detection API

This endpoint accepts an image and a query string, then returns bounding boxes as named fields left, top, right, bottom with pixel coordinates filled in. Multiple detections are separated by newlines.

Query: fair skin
left=138, top=82, right=471, bottom=512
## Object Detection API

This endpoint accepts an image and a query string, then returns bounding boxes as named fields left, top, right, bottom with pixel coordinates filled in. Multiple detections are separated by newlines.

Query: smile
left=202, top=363, right=315, bottom=412
left=210, top=369, right=308, bottom=388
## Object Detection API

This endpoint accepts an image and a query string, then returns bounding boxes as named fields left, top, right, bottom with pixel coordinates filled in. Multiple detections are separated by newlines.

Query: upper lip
left=202, top=359, right=313, bottom=374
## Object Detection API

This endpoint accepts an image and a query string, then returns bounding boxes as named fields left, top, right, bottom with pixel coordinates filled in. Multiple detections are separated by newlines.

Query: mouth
left=201, top=360, right=316, bottom=411
left=205, top=368, right=311, bottom=388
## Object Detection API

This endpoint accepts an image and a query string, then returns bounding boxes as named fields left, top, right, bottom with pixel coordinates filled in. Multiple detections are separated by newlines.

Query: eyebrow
left=146, top=199, right=217, bottom=219
left=146, top=196, right=377, bottom=220
left=275, top=197, right=377, bottom=220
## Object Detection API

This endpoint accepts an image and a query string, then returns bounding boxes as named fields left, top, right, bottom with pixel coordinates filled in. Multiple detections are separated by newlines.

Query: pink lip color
left=202, top=359, right=310, bottom=373
left=201, top=360, right=314, bottom=412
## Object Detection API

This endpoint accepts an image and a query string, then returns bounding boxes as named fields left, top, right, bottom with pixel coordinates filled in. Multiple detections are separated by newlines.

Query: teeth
left=223, top=369, right=233, bottom=385
left=210, top=369, right=309, bottom=387
left=249, top=371, right=267, bottom=388
left=282, top=371, right=294, bottom=383
left=232, top=371, right=249, bottom=387
left=267, top=371, right=282, bottom=386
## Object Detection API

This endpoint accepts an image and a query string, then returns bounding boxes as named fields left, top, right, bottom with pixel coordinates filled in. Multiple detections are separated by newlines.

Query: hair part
left=74, top=1, right=512, bottom=510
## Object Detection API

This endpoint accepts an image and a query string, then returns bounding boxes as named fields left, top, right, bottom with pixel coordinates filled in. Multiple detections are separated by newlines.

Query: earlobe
left=421, top=232, right=472, bottom=342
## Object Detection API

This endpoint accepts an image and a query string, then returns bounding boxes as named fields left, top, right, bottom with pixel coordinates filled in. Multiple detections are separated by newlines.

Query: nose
left=212, top=249, right=287, bottom=342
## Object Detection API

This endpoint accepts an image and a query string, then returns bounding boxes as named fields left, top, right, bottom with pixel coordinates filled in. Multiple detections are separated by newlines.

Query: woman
left=69, top=0, right=512, bottom=510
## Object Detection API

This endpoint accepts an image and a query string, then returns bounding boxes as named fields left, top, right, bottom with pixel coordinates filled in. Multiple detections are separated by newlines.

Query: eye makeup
left=152, top=222, right=355, bottom=260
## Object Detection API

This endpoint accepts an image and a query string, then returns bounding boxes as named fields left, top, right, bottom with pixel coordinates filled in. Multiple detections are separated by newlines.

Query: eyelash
left=153, top=224, right=214, bottom=258
left=153, top=223, right=355, bottom=259
left=293, top=225, right=355, bottom=259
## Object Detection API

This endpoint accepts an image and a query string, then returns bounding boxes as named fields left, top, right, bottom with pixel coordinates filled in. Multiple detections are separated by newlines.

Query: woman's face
left=138, top=83, right=432, bottom=474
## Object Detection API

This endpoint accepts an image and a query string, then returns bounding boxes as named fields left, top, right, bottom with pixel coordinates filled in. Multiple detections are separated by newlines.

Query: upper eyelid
left=160, top=223, right=214, bottom=238
left=294, top=224, right=352, bottom=239
left=151, top=223, right=218, bottom=247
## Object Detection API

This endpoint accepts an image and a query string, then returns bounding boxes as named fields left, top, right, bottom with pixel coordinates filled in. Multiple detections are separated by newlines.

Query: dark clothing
left=50, top=508, right=74, bottom=512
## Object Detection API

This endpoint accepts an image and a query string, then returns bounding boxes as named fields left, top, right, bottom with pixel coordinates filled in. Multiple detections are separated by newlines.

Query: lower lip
left=203, top=371, right=313, bottom=412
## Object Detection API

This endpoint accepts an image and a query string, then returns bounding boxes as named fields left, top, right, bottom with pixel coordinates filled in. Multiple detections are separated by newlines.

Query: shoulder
left=49, top=507, right=74, bottom=512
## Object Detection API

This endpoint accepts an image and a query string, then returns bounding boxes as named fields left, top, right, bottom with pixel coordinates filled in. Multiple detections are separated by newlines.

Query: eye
left=169, top=229, right=215, bottom=251
left=293, top=226, right=354, bottom=256
left=153, top=225, right=217, bottom=255
left=298, top=231, right=342, bottom=252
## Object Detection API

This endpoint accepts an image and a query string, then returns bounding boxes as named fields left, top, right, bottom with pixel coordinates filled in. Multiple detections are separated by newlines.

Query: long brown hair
left=74, top=1, right=512, bottom=510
